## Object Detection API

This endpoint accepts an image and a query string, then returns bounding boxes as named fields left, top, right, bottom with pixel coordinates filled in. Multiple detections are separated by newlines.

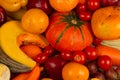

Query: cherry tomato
left=78, top=11, right=92, bottom=21
left=60, top=51, right=72, bottom=60
left=87, top=0, right=100, bottom=11
left=75, top=3, right=87, bottom=14
left=35, top=53, right=48, bottom=64
left=72, top=51, right=86, bottom=64
left=98, top=55, right=112, bottom=70
left=101, top=0, right=119, bottom=7
left=84, top=46, right=98, bottom=61
left=93, top=38, right=102, bottom=46
left=43, top=45, right=54, bottom=56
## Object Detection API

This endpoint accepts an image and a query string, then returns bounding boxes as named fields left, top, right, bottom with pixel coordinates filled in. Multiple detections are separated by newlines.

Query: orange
left=20, top=44, right=42, bottom=59
left=21, top=8, right=49, bottom=34
left=62, top=62, right=89, bottom=80
left=49, top=0, right=79, bottom=12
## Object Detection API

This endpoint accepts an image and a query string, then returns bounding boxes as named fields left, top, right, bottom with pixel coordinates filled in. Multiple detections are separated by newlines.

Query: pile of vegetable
left=0, top=0, right=120, bottom=80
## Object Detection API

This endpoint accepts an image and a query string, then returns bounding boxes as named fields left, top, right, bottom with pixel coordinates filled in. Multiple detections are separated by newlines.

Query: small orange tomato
left=22, top=8, right=49, bottom=34
left=49, top=0, right=79, bottom=12
left=62, top=62, right=89, bottom=80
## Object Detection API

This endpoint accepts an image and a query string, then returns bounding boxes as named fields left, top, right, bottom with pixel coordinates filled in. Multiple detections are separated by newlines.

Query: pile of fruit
left=0, top=0, right=120, bottom=80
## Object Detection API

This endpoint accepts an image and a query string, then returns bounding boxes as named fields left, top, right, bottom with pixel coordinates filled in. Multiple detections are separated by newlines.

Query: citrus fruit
left=62, top=62, right=89, bottom=80
left=21, top=8, right=49, bottom=34
left=49, top=0, right=79, bottom=12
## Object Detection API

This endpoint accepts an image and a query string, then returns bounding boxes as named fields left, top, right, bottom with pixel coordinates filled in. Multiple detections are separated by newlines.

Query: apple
left=26, top=0, right=53, bottom=15
left=0, top=6, right=7, bottom=27
left=44, top=55, right=67, bottom=80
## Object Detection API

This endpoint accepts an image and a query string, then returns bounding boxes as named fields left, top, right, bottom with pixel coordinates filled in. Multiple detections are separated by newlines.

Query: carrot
left=12, top=72, right=29, bottom=80
left=26, top=65, right=43, bottom=80
left=96, top=45, right=120, bottom=66
left=12, top=65, right=43, bottom=80
left=20, top=44, right=42, bottom=59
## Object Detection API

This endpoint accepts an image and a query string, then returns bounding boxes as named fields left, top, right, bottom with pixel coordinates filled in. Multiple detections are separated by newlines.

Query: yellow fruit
left=0, top=0, right=28, bottom=12
left=22, top=8, right=49, bottom=34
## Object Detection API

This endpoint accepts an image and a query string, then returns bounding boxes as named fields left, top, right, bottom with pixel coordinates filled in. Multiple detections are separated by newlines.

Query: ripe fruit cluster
left=0, top=0, right=120, bottom=80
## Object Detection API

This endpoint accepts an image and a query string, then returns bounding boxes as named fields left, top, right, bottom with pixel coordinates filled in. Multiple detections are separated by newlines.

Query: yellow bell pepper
left=0, top=0, right=28, bottom=12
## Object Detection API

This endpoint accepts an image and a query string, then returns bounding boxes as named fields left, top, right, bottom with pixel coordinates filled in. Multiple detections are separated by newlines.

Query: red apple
left=44, top=55, right=67, bottom=80
left=26, top=0, right=53, bottom=15
left=0, top=6, right=7, bottom=27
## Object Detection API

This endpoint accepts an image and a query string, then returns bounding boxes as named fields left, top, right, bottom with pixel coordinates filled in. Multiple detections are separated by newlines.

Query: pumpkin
left=46, top=12, right=93, bottom=51
left=0, top=47, right=31, bottom=73
left=91, top=6, right=120, bottom=40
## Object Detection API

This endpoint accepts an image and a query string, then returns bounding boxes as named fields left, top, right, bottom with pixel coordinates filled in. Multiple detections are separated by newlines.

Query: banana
left=101, top=39, right=120, bottom=50
left=0, top=63, right=10, bottom=80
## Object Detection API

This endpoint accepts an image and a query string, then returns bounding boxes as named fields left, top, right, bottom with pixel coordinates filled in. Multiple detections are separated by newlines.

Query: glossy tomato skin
left=43, top=45, right=54, bottom=56
left=101, top=0, right=119, bottom=7
left=78, top=11, right=92, bottom=21
left=35, top=53, right=48, bottom=64
left=98, top=55, right=112, bottom=70
left=84, top=46, right=98, bottom=61
left=87, top=0, right=100, bottom=11
left=72, top=51, right=86, bottom=64
left=60, top=51, right=72, bottom=60
left=75, top=3, right=87, bottom=14
left=93, top=38, right=102, bottom=46
left=46, top=12, right=93, bottom=51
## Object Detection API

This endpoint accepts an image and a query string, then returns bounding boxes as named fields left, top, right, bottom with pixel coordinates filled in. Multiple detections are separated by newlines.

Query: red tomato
left=35, top=53, right=48, bottom=64
left=101, top=0, right=119, bottom=7
left=93, top=38, right=102, bottom=46
left=60, top=51, right=72, bottom=60
left=87, top=0, right=100, bottom=11
left=72, top=51, right=86, bottom=64
left=44, top=45, right=54, bottom=56
left=78, top=11, right=92, bottom=21
left=84, top=46, right=98, bottom=61
left=98, top=55, right=112, bottom=70
left=46, top=12, right=93, bottom=51
left=75, top=3, right=87, bottom=14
